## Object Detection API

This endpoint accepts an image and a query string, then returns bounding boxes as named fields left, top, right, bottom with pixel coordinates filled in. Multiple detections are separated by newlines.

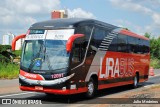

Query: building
left=51, top=10, right=68, bottom=19
left=15, top=38, right=24, bottom=50
left=2, top=33, right=24, bottom=50
left=2, top=33, right=15, bottom=45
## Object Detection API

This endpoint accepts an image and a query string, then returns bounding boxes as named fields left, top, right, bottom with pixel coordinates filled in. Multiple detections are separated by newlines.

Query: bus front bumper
left=20, top=86, right=87, bottom=95
left=19, top=73, right=75, bottom=86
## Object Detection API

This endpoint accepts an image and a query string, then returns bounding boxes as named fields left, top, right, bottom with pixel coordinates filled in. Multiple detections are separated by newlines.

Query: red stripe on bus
left=20, top=70, right=44, bottom=80
left=20, top=86, right=87, bottom=95
left=98, top=80, right=133, bottom=90
left=120, top=29, right=149, bottom=40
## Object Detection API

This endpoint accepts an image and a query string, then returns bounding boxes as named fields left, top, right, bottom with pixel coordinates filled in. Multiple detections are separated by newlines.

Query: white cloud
left=0, top=0, right=96, bottom=44
left=2, top=0, right=61, bottom=15
left=0, top=0, right=61, bottom=39
left=67, top=8, right=95, bottom=18
left=115, top=18, right=159, bottom=37
left=110, top=0, right=152, bottom=15
left=24, top=4, right=41, bottom=14
left=0, top=0, right=61, bottom=44
left=152, top=13, right=160, bottom=26
left=0, top=0, right=95, bottom=35
left=115, top=19, right=144, bottom=35
left=110, top=0, right=160, bottom=36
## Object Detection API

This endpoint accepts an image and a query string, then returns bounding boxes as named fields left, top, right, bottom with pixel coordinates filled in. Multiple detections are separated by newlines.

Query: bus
left=13, top=18, right=150, bottom=98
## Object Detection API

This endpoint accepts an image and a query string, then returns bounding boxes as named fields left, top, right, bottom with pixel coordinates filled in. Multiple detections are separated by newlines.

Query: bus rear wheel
left=133, top=74, right=139, bottom=88
left=86, top=78, right=96, bottom=98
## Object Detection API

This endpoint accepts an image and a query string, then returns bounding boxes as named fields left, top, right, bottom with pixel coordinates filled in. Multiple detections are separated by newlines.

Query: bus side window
left=128, top=36, right=133, bottom=53
left=72, top=44, right=81, bottom=63
left=72, top=42, right=85, bottom=64
left=141, top=39, right=144, bottom=54
left=92, top=27, right=106, bottom=48
left=75, top=25, right=93, bottom=40
left=128, top=36, right=138, bottom=53
left=143, top=40, right=149, bottom=54
left=108, top=35, right=118, bottom=52
left=117, top=34, right=128, bottom=53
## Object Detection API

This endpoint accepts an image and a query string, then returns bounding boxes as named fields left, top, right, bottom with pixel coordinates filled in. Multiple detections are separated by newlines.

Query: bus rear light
left=66, top=34, right=84, bottom=52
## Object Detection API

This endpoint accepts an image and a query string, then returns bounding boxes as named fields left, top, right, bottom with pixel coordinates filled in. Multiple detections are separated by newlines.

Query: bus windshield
left=21, top=40, right=70, bottom=72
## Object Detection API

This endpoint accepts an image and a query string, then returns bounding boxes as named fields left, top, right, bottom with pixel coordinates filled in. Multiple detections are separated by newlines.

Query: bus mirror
left=12, top=34, right=26, bottom=51
left=66, top=34, right=85, bottom=52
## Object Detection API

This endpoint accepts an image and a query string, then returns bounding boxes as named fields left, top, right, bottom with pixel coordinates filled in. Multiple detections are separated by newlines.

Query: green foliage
left=144, top=32, right=151, bottom=39
left=0, top=54, right=10, bottom=63
left=145, top=35, right=160, bottom=60
left=0, top=45, right=20, bottom=79
left=150, top=39, right=160, bottom=59
left=0, top=45, right=11, bottom=53
left=144, top=33, right=160, bottom=68
left=0, top=45, right=13, bottom=63
left=12, top=50, right=22, bottom=57
left=0, top=45, right=22, bottom=63
left=123, top=28, right=130, bottom=30
left=150, top=58, right=160, bottom=69
left=0, top=63, right=19, bottom=79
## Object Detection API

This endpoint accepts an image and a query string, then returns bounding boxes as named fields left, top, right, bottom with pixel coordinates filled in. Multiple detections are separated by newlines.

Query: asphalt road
left=0, top=69, right=160, bottom=106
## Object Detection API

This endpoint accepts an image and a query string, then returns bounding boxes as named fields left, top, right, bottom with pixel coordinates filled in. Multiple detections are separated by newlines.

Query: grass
left=0, top=63, right=19, bottom=79
left=12, top=50, right=22, bottom=57
left=150, top=58, right=160, bottom=69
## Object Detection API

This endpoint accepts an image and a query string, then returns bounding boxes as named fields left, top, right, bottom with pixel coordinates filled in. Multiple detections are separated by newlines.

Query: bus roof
left=120, top=29, right=149, bottom=40
left=29, top=18, right=148, bottom=40
left=29, top=18, right=118, bottom=30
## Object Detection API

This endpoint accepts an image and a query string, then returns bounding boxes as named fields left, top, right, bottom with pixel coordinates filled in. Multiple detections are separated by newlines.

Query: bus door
left=70, top=38, right=86, bottom=88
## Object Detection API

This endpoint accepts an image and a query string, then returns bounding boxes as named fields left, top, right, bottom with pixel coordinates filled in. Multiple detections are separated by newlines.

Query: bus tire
left=86, top=78, right=96, bottom=98
left=133, top=74, right=139, bottom=88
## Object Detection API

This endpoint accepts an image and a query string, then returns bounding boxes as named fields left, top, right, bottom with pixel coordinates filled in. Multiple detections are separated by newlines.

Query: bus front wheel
left=86, top=78, right=96, bottom=98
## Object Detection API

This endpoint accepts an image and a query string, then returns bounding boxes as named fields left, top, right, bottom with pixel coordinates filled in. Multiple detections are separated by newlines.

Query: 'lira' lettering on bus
left=99, top=57, right=134, bottom=78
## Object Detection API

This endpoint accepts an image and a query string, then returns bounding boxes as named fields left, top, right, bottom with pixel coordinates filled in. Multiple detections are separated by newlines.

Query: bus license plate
left=35, top=86, right=43, bottom=90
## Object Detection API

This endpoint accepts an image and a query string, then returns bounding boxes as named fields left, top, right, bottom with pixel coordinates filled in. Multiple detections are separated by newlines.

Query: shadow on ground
left=25, top=81, right=155, bottom=104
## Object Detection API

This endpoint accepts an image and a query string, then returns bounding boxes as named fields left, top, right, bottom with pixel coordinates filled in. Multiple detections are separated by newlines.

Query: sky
left=0, top=0, right=160, bottom=44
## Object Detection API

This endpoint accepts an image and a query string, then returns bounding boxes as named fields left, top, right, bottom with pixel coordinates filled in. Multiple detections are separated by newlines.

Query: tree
left=0, top=45, right=15, bottom=63
left=144, top=33, right=160, bottom=59
left=144, top=32, right=151, bottom=38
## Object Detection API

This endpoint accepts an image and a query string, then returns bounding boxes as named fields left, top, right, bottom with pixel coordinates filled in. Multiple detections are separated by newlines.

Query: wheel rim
left=88, top=82, right=94, bottom=95
left=134, top=76, right=137, bottom=86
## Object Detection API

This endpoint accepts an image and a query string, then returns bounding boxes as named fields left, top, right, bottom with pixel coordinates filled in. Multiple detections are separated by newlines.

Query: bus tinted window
left=93, top=28, right=106, bottom=40
left=143, top=40, right=150, bottom=54
left=76, top=25, right=93, bottom=40
left=108, top=35, right=118, bottom=52
left=128, top=36, right=139, bottom=53
left=138, top=39, right=144, bottom=54
left=117, top=34, right=128, bottom=52
left=127, top=36, right=149, bottom=54
left=93, top=27, right=106, bottom=48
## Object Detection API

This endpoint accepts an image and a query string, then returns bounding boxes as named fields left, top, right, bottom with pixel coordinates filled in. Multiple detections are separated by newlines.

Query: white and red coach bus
left=12, top=18, right=150, bottom=97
